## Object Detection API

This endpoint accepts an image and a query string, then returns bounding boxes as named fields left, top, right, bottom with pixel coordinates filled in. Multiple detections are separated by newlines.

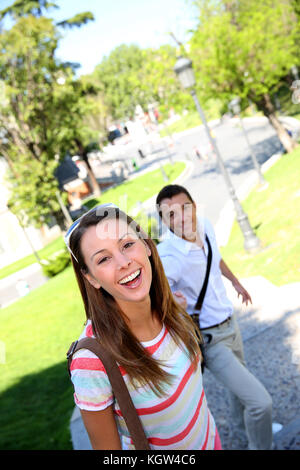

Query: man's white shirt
left=157, top=216, right=233, bottom=329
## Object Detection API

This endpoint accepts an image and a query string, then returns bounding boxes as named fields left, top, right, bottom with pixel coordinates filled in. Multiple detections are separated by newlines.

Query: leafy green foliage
left=188, top=0, right=299, bottom=151
left=0, top=7, right=96, bottom=227
left=41, top=248, right=71, bottom=277
left=0, top=0, right=58, bottom=20
left=189, top=0, right=299, bottom=103
left=56, top=12, right=95, bottom=29
left=92, top=43, right=191, bottom=121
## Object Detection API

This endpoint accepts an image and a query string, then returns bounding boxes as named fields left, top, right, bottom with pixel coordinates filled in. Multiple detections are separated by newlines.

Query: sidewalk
left=0, top=262, right=48, bottom=308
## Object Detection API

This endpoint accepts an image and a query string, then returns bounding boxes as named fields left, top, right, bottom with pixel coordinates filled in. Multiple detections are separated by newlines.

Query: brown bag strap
left=67, top=337, right=150, bottom=450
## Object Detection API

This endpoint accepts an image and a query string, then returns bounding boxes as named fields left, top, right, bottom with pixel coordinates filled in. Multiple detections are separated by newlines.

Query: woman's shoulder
left=70, top=320, right=104, bottom=371
left=70, top=320, right=114, bottom=412
left=78, top=319, right=95, bottom=340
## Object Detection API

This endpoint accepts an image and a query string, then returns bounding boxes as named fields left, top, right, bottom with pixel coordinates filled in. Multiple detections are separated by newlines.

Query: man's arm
left=219, top=259, right=252, bottom=306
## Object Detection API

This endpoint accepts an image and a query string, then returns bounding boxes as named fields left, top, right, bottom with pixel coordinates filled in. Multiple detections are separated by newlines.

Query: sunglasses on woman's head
left=64, top=202, right=118, bottom=263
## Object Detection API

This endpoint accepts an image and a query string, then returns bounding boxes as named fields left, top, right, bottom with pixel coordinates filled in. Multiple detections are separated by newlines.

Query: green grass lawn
left=0, top=160, right=185, bottom=450
left=159, top=100, right=224, bottom=137
left=160, top=111, right=202, bottom=137
left=83, top=161, right=185, bottom=212
left=220, top=146, right=300, bottom=286
left=0, top=161, right=185, bottom=281
left=0, top=266, right=83, bottom=449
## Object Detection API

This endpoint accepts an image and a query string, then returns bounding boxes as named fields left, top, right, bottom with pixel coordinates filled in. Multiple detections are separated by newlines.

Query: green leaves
left=189, top=0, right=299, bottom=103
left=0, top=6, right=96, bottom=228
left=56, top=12, right=95, bottom=29
left=0, top=1, right=58, bottom=20
left=91, top=43, right=190, bottom=121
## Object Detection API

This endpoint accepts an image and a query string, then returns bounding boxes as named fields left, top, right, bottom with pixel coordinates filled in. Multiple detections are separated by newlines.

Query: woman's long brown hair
left=69, top=207, right=202, bottom=396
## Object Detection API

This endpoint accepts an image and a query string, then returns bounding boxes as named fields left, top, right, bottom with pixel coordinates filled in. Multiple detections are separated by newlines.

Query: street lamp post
left=291, top=65, right=299, bottom=81
left=174, top=56, right=261, bottom=253
left=229, top=97, right=267, bottom=187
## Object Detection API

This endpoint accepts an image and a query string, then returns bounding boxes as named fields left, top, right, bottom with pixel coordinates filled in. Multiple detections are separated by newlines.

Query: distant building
left=0, top=158, right=61, bottom=269
left=55, top=155, right=92, bottom=209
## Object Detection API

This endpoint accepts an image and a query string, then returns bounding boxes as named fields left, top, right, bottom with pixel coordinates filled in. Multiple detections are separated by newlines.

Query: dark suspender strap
left=67, top=337, right=150, bottom=450
left=194, top=235, right=212, bottom=312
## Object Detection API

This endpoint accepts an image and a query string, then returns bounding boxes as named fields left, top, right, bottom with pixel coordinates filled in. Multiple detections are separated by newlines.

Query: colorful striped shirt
left=70, top=320, right=217, bottom=450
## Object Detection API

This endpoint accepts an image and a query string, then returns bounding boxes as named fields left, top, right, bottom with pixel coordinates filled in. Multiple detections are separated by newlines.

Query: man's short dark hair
left=156, top=184, right=194, bottom=208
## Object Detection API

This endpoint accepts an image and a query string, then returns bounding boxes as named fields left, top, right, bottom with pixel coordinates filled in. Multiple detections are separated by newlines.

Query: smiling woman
left=65, top=204, right=221, bottom=450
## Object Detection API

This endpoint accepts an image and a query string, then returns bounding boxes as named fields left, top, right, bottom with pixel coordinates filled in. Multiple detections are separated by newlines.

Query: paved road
left=0, top=263, right=48, bottom=308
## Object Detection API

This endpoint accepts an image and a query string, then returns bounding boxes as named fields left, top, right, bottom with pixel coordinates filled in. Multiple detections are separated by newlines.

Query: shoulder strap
left=194, top=234, right=212, bottom=311
left=67, top=337, right=150, bottom=450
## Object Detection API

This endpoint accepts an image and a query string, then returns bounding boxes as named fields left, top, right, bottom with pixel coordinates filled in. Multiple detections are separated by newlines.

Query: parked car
left=107, top=128, right=122, bottom=144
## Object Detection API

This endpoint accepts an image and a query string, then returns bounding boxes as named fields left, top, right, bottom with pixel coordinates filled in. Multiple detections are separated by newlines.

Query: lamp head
left=174, top=56, right=196, bottom=89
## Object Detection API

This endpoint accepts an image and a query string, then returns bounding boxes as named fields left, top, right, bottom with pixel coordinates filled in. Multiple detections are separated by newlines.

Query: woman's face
left=80, top=217, right=152, bottom=309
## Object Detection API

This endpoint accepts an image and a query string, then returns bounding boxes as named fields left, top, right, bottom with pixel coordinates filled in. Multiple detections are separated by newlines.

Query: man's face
left=159, top=192, right=197, bottom=241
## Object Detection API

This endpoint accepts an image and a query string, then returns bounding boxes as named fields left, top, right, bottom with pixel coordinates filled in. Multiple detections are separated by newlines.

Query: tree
left=92, top=43, right=191, bottom=123
left=140, top=44, right=194, bottom=117
left=93, top=44, right=150, bottom=121
left=80, top=73, right=111, bottom=143
left=0, top=1, right=97, bottom=228
left=189, top=0, right=299, bottom=152
left=0, top=0, right=94, bottom=28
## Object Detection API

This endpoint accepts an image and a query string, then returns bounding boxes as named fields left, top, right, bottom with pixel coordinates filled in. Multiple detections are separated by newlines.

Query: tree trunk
left=81, top=153, right=102, bottom=197
left=251, top=93, right=298, bottom=153
left=1, top=151, right=20, bottom=178
left=75, top=139, right=102, bottom=197
left=53, top=209, right=68, bottom=232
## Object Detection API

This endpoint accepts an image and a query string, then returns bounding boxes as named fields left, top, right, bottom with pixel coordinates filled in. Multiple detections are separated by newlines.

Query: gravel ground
left=202, top=306, right=300, bottom=450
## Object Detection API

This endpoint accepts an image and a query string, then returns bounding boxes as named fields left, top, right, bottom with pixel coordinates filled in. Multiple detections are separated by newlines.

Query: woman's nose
left=116, top=252, right=132, bottom=269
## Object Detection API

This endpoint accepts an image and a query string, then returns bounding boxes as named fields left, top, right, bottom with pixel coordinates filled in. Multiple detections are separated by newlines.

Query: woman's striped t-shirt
left=70, top=320, right=217, bottom=450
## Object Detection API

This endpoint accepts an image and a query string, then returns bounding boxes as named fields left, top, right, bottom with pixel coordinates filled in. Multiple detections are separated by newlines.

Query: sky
left=1, top=0, right=198, bottom=76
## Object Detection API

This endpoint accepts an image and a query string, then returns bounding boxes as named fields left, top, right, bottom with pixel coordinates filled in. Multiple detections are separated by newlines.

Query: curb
left=70, top=407, right=92, bottom=450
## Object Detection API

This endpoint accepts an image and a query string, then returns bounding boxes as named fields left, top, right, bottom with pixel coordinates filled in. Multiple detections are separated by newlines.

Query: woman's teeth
left=119, top=269, right=141, bottom=285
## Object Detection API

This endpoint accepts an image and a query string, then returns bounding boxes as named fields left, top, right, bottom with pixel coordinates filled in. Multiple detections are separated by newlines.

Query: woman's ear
left=145, top=242, right=151, bottom=258
left=81, top=270, right=101, bottom=289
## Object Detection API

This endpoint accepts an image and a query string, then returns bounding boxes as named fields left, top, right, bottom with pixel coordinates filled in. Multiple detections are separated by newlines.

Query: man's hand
left=232, top=280, right=252, bottom=306
left=173, top=291, right=187, bottom=310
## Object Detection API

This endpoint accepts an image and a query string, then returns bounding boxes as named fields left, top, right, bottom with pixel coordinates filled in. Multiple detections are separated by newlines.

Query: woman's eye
left=97, top=256, right=109, bottom=265
left=124, top=241, right=135, bottom=249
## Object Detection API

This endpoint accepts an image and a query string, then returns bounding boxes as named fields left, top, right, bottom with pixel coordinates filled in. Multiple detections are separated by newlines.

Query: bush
left=41, top=248, right=71, bottom=277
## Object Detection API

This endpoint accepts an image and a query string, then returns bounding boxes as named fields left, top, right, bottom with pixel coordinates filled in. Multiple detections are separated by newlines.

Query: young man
left=155, top=184, right=274, bottom=450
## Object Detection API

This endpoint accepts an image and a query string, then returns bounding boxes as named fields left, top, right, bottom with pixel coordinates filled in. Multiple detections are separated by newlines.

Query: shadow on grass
left=0, top=361, right=74, bottom=450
